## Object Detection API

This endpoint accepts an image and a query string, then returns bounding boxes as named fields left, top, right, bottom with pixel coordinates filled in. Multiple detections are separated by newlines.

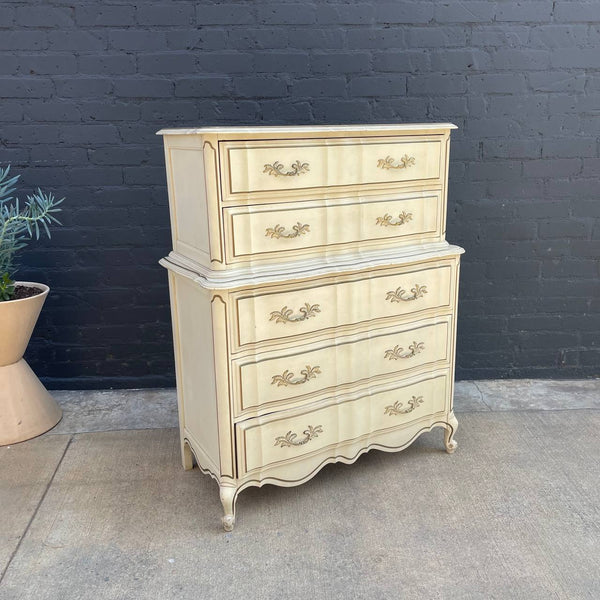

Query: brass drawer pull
left=264, top=160, right=310, bottom=177
left=270, top=303, right=321, bottom=324
left=386, top=284, right=427, bottom=303
left=377, top=154, right=416, bottom=170
left=384, top=396, right=424, bottom=416
left=384, top=341, right=425, bottom=360
left=271, top=365, right=321, bottom=387
left=274, top=425, right=323, bottom=448
left=265, top=222, right=310, bottom=239
left=376, top=211, right=412, bottom=227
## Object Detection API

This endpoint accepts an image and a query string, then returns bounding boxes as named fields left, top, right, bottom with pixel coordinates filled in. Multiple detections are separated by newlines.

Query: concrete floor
left=1, top=380, right=599, bottom=599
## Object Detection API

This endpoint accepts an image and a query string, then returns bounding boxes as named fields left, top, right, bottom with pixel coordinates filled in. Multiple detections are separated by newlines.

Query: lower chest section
left=170, top=252, right=460, bottom=485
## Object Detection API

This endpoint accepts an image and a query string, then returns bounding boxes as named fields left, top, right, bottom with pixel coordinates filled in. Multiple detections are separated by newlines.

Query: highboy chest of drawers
left=158, top=124, right=463, bottom=530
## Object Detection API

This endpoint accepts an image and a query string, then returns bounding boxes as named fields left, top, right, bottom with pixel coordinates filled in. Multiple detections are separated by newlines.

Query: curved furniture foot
left=181, top=440, right=194, bottom=471
left=219, top=485, right=237, bottom=532
left=444, top=412, right=459, bottom=454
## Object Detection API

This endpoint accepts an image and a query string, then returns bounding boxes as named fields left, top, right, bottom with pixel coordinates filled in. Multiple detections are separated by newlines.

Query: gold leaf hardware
left=375, top=211, right=413, bottom=227
left=377, top=154, right=416, bottom=170
left=386, top=284, right=428, bottom=303
left=384, top=341, right=425, bottom=361
left=264, top=160, right=310, bottom=177
left=270, top=303, right=321, bottom=324
left=271, top=365, right=321, bottom=387
left=384, top=396, right=424, bottom=416
left=274, top=425, right=323, bottom=448
left=265, top=222, right=310, bottom=239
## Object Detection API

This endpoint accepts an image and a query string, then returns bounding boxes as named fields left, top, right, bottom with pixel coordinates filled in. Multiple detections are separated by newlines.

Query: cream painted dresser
left=158, top=124, right=464, bottom=530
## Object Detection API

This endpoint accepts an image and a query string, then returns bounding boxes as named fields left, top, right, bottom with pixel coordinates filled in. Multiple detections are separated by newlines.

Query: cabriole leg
left=444, top=411, right=459, bottom=454
left=219, top=485, right=237, bottom=531
left=182, top=439, right=194, bottom=470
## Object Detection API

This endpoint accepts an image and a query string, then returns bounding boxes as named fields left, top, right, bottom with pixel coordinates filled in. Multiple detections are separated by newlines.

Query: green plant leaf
left=0, top=164, right=65, bottom=278
left=0, top=272, right=15, bottom=302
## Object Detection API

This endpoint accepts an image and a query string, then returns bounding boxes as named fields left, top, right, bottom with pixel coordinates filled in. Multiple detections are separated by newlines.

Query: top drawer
left=219, top=136, right=444, bottom=203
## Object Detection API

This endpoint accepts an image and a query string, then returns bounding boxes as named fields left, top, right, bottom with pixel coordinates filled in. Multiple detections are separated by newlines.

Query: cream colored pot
left=0, top=282, right=62, bottom=445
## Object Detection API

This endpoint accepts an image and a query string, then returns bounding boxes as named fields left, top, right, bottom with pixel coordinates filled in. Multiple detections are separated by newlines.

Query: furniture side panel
left=448, top=255, right=461, bottom=412
left=441, top=132, right=451, bottom=237
left=170, top=273, right=220, bottom=469
left=163, top=135, right=211, bottom=266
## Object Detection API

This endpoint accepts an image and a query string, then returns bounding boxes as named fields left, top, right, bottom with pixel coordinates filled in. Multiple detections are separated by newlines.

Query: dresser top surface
left=157, top=123, right=457, bottom=137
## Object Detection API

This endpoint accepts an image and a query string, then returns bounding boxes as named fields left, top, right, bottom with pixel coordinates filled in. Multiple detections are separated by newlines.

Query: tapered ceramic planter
left=0, top=282, right=62, bottom=446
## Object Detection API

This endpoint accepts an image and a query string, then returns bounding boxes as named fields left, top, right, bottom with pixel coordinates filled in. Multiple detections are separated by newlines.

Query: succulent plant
left=0, top=165, right=64, bottom=301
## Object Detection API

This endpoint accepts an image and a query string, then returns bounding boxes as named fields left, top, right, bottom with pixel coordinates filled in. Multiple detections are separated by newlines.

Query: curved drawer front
left=234, top=263, right=452, bottom=349
left=220, top=137, right=443, bottom=200
left=236, top=373, right=449, bottom=475
left=224, top=192, right=441, bottom=262
left=233, top=318, right=451, bottom=414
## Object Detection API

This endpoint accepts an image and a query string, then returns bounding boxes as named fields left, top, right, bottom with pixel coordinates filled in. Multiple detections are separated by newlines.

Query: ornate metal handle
left=264, top=160, right=310, bottom=177
left=270, top=303, right=321, bottom=324
left=274, top=425, right=323, bottom=448
left=386, top=284, right=427, bottom=303
left=375, top=211, right=413, bottom=227
left=271, top=365, right=321, bottom=387
left=384, top=341, right=425, bottom=360
left=384, top=396, right=424, bottom=416
left=265, top=222, right=310, bottom=239
left=377, top=154, right=416, bottom=170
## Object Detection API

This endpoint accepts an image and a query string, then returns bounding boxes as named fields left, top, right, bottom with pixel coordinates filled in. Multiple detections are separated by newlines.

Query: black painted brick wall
left=0, top=1, right=598, bottom=388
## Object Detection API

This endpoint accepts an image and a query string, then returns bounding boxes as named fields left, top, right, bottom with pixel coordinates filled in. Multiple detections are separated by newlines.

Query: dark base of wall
left=41, top=370, right=599, bottom=390
left=41, top=375, right=176, bottom=390
left=456, top=367, right=600, bottom=380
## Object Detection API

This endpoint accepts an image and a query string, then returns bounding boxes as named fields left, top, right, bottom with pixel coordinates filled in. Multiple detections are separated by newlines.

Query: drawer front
left=224, top=192, right=441, bottom=262
left=233, top=317, right=451, bottom=414
left=234, top=263, right=453, bottom=349
left=237, top=373, right=449, bottom=475
left=220, top=137, right=443, bottom=200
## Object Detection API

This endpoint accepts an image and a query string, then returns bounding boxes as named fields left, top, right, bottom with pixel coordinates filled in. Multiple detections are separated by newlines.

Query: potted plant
left=0, top=165, right=64, bottom=445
